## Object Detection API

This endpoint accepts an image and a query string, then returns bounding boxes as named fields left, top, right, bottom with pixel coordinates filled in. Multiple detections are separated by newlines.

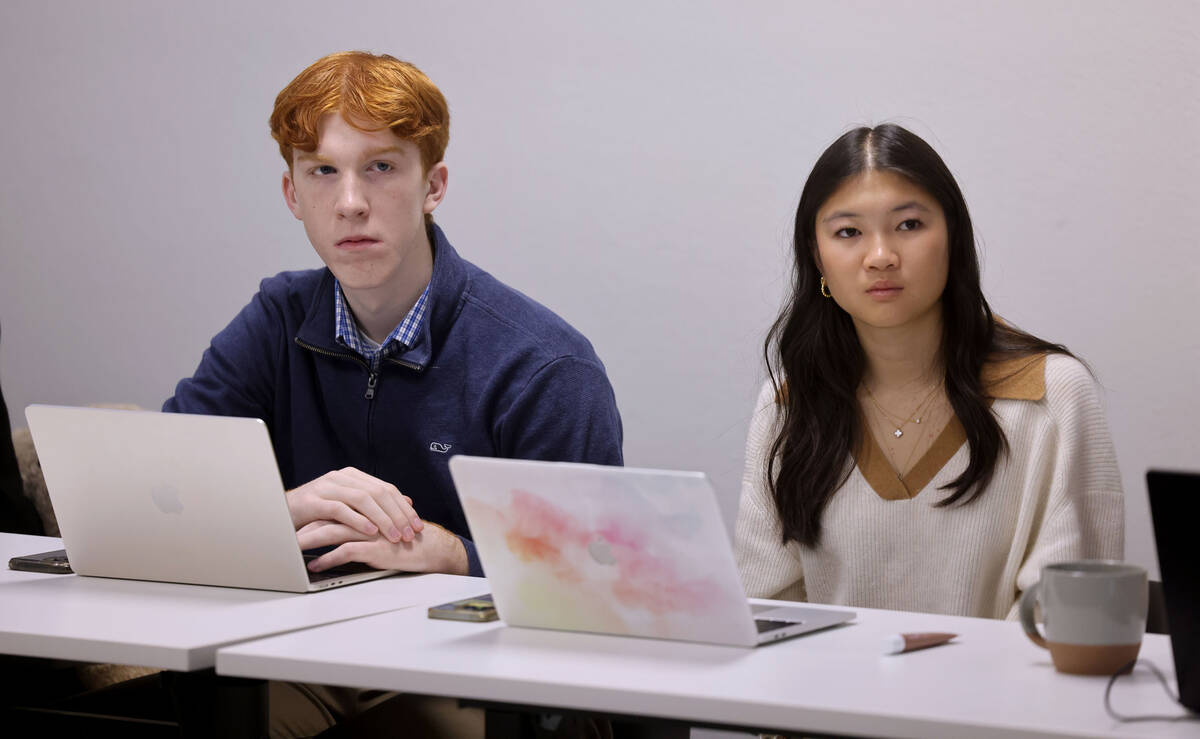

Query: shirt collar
left=981, top=353, right=1046, bottom=400
left=333, top=280, right=431, bottom=359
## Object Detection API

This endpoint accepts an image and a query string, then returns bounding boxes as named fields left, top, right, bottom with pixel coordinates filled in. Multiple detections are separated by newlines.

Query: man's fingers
left=375, top=488, right=423, bottom=541
left=301, top=525, right=459, bottom=575
left=328, top=470, right=400, bottom=541
left=288, top=468, right=423, bottom=543
left=341, top=468, right=424, bottom=538
left=287, top=472, right=378, bottom=534
left=296, top=521, right=364, bottom=550
left=296, top=520, right=325, bottom=537
left=314, top=494, right=379, bottom=537
left=307, top=541, right=380, bottom=572
left=339, top=486, right=404, bottom=543
left=306, top=544, right=350, bottom=572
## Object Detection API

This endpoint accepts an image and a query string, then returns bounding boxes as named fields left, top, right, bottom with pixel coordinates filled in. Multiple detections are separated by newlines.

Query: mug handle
left=1019, top=582, right=1047, bottom=648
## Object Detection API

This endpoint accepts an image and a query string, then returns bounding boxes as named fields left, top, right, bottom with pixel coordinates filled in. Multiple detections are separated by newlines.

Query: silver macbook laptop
left=24, top=404, right=396, bottom=592
left=448, top=456, right=855, bottom=647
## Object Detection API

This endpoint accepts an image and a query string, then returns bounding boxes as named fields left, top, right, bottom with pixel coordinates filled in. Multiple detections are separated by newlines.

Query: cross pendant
left=893, top=428, right=903, bottom=438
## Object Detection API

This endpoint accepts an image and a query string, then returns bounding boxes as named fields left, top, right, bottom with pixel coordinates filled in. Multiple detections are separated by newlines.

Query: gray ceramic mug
left=1019, top=560, right=1148, bottom=675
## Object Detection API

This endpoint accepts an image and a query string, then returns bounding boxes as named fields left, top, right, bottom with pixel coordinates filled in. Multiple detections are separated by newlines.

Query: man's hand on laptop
left=286, top=467, right=424, bottom=544
left=296, top=519, right=469, bottom=575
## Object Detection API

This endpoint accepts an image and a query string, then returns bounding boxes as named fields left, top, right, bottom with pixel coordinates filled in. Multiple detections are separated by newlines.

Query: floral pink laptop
left=448, top=456, right=854, bottom=647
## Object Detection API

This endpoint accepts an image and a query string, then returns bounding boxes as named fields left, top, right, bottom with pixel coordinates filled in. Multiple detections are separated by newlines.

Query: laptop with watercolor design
left=448, top=456, right=855, bottom=647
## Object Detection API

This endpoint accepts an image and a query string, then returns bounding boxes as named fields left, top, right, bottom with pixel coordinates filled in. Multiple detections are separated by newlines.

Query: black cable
left=1104, top=658, right=1200, bottom=723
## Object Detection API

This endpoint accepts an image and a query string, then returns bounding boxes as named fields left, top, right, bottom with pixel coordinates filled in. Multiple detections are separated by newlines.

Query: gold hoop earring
left=820, top=277, right=832, bottom=298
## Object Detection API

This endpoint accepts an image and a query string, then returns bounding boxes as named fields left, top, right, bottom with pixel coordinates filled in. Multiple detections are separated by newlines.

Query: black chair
left=0, top=323, right=45, bottom=536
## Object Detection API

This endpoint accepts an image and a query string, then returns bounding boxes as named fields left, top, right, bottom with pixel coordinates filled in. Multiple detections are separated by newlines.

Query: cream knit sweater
left=733, top=353, right=1124, bottom=620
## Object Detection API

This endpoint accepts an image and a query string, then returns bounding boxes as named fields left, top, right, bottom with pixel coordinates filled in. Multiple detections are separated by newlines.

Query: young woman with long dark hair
left=733, top=124, right=1123, bottom=618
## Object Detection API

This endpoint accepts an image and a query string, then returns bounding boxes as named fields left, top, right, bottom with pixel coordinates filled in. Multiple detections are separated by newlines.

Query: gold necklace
left=878, top=397, right=945, bottom=491
left=863, top=382, right=941, bottom=438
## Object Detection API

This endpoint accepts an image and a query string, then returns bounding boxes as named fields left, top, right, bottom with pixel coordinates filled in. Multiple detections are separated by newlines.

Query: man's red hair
left=270, top=51, right=449, bottom=173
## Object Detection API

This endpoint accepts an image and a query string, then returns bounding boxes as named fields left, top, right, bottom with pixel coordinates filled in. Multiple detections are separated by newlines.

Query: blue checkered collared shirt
left=333, top=280, right=430, bottom=373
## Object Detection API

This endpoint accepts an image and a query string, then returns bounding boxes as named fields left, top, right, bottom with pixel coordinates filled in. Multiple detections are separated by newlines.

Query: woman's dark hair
left=765, top=124, right=1072, bottom=548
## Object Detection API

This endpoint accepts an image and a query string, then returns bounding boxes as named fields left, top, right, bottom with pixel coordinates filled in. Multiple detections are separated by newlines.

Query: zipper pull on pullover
left=364, top=372, right=378, bottom=400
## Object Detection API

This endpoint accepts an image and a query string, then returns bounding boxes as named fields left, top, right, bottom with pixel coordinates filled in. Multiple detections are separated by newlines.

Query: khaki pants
left=269, top=683, right=484, bottom=739
left=269, top=682, right=628, bottom=738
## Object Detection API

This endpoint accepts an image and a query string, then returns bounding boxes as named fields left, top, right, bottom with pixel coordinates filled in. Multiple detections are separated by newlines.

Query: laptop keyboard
left=302, top=554, right=382, bottom=583
left=755, top=619, right=797, bottom=633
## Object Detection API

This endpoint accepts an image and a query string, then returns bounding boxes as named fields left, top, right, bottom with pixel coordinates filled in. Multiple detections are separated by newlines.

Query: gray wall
left=2, top=0, right=1197, bottom=581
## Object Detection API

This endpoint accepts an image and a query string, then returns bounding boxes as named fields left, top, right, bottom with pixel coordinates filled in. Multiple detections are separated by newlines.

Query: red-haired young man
left=166, top=51, right=622, bottom=583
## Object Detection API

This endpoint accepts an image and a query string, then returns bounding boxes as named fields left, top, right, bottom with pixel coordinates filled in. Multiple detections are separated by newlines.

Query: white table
left=0, top=533, right=487, bottom=670
left=0, top=532, right=489, bottom=736
left=218, top=593, right=1196, bottom=738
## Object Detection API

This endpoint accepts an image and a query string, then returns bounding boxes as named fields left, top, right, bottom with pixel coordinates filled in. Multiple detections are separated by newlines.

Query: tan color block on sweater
left=857, top=354, right=1047, bottom=501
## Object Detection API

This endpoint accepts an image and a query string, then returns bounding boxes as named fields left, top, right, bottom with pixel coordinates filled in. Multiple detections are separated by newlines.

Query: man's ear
left=282, top=170, right=303, bottom=220
left=422, top=162, right=449, bottom=215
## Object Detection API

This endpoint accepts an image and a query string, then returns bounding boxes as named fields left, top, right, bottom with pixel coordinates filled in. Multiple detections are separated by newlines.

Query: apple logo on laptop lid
left=587, top=537, right=616, bottom=566
left=150, top=484, right=184, bottom=515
